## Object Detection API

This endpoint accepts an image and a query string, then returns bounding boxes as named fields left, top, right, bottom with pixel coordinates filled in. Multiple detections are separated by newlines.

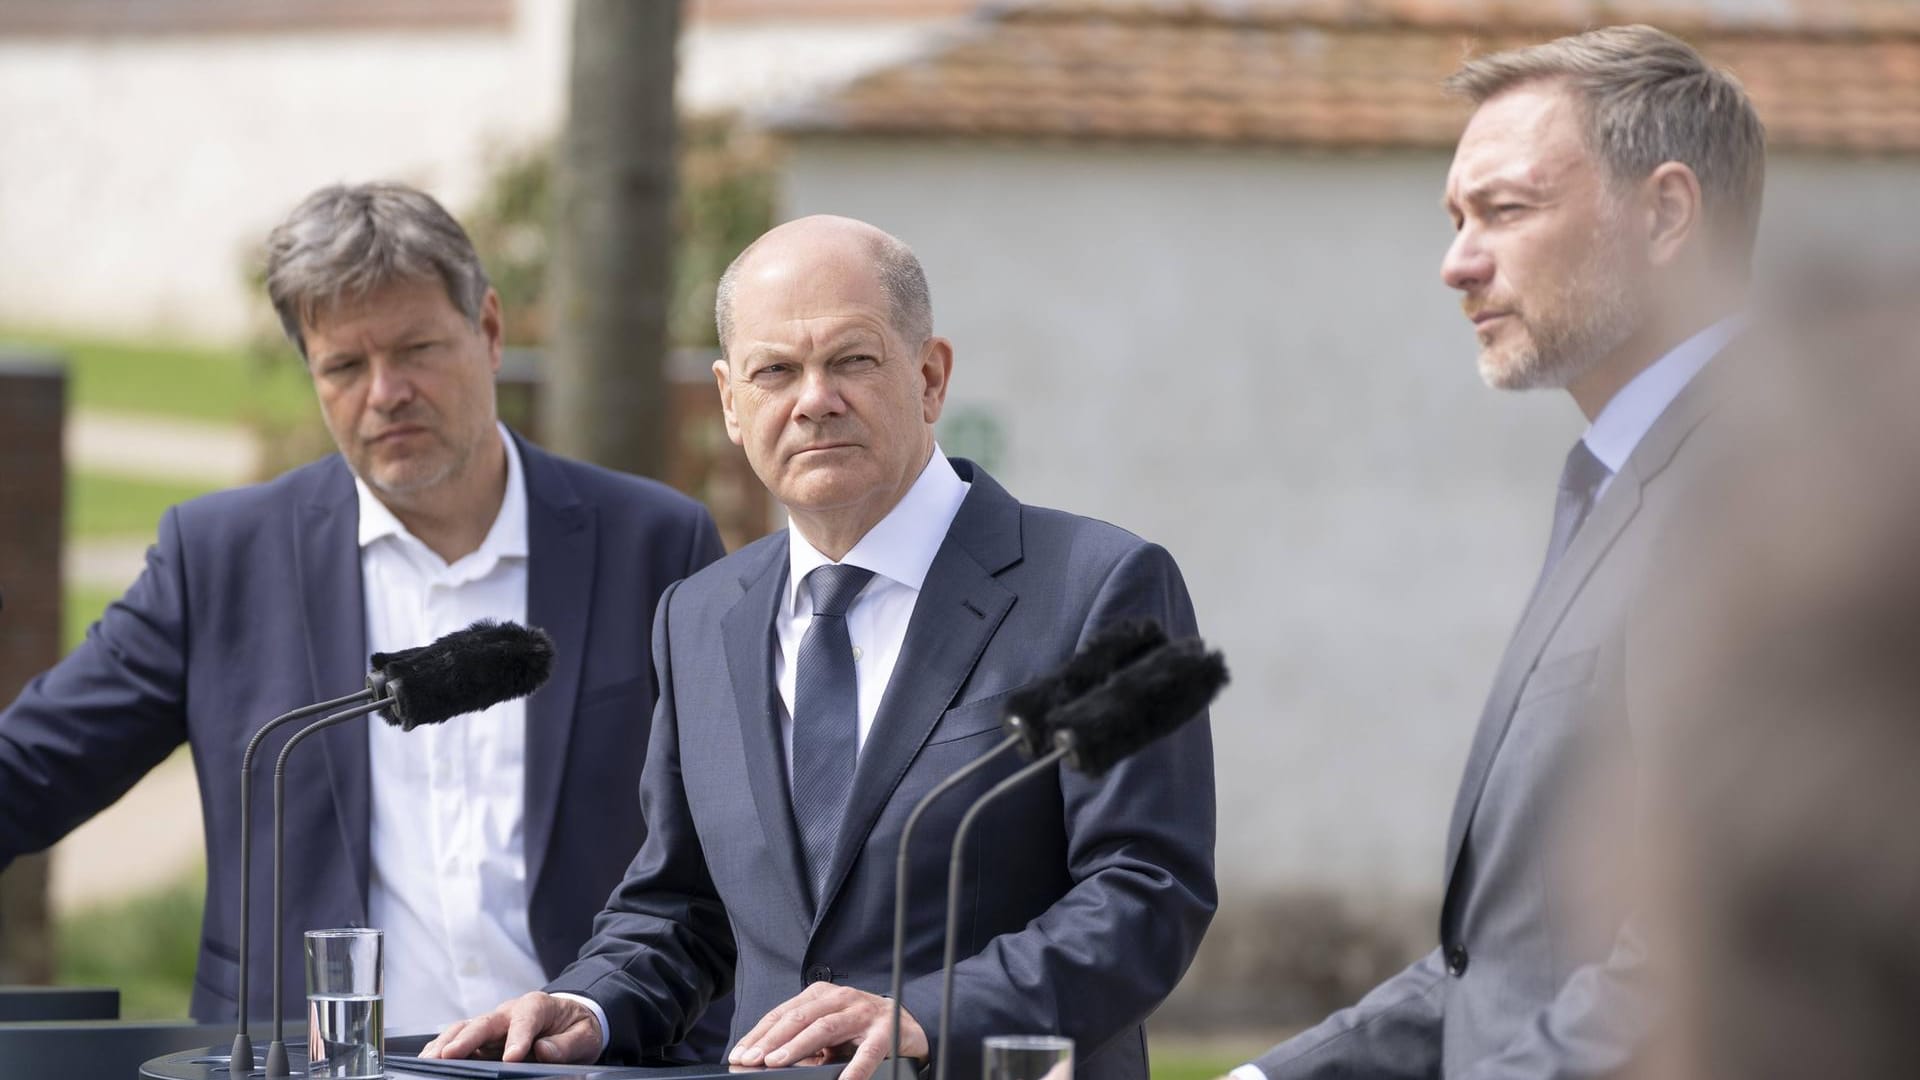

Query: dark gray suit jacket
left=1255, top=384, right=1717, bottom=1080
left=546, top=460, right=1218, bottom=1080
left=0, top=432, right=724, bottom=1027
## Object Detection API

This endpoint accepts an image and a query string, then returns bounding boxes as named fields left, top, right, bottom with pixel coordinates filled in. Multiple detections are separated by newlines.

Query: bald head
left=715, top=216, right=932, bottom=361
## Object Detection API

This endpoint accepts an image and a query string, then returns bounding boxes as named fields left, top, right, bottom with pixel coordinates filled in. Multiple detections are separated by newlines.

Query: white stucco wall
left=0, top=1, right=942, bottom=341
left=779, top=139, right=1920, bottom=906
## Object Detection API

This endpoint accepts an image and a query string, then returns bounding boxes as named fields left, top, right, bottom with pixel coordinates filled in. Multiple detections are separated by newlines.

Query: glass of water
left=305, top=928, right=384, bottom=1079
left=983, top=1035, right=1073, bottom=1080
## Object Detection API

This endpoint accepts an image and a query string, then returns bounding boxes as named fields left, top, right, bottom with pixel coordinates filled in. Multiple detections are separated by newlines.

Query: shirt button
left=460, top=959, right=481, bottom=977
left=805, top=964, right=833, bottom=984
left=851, top=646, right=863, bottom=661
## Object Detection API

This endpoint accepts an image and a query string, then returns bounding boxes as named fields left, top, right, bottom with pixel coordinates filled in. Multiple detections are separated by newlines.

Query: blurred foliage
left=69, top=471, right=217, bottom=540
left=1151, top=1054, right=1249, bottom=1080
left=56, top=864, right=203, bottom=1020
left=465, top=114, right=781, bottom=350
left=0, top=329, right=312, bottom=428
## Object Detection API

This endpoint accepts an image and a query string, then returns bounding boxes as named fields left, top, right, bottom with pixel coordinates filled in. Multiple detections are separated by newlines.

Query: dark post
left=0, top=353, right=66, bottom=984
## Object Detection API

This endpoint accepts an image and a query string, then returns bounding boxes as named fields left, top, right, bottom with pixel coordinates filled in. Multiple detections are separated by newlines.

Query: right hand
left=418, top=991, right=601, bottom=1064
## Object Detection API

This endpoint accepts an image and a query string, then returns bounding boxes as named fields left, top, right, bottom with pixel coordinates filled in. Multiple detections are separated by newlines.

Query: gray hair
left=1447, top=24, right=1767, bottom=261
left=714, top=228, right=933, bottom=360
left=265, top=181, right=491, bottom=358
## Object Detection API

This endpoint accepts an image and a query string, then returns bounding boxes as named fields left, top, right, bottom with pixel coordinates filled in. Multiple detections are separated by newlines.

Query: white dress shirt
left=564, top=446, right=970, bottom=1053
left=773, top=446, right=971, bottom=772
left=362, top=424, right=547, bottom=1034
left=1229, top=318, right=1737, bottom=1080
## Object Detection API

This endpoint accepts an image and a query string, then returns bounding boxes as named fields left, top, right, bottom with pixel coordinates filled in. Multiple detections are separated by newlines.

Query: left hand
left=728, top=983, right=928, bottom=1080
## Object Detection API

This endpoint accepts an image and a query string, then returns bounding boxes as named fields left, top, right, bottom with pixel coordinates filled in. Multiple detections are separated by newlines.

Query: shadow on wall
left=1158, top=888, right=1433, bottom=1034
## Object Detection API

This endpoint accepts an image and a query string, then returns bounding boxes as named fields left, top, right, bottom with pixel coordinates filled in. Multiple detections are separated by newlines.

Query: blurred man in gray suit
left=1236, top=24, right=1765, bottom=1080
left=424, top=215, right=1217, bottom=1080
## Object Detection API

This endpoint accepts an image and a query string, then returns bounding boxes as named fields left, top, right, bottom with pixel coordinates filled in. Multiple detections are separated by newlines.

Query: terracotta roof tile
left=769, top=0, right=1920, bottom=154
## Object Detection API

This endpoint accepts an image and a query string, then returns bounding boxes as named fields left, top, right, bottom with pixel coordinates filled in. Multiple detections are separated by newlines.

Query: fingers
left=502, top=992, right=588, bottom=1063
left=733, top=985, right=910, bottom=1074
left=420, top=1010, right=510, bottom=1060
left=733, top=991, right=794, bottom=1060
left=531, top=1011, right=604, bottom=1065
left=839, top=1029, right=890, bottom=1080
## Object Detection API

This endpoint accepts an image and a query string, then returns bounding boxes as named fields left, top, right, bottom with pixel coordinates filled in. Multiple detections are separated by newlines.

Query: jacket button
left=1445, top=946, right=1469, bottom=977
left=806, top=964, right=833, bottom=984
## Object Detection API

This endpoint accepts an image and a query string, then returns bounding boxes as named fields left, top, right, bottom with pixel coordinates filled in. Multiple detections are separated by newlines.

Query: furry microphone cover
left=1000, top=618, right=1170, bottom=758
left=370, top=619, right=555, bottom=730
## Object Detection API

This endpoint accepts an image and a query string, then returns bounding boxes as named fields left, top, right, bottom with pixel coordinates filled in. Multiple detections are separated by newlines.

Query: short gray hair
left=1447, top=24, right=1766, bottom=261
left=714, top=229, right=933, bottom=360
left=265, top=182, right=491, bottom=358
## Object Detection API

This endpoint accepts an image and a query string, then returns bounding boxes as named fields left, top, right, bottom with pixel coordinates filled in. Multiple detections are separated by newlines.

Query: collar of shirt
left=782, top=446, right=970, bottom=617
left=353, top=421, right=529, bottom=581
left=1582, top=314, right=1741, bottom=476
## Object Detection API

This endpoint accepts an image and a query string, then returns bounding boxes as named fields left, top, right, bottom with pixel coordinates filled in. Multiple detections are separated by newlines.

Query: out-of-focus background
left=1, top=0, right=1917, bottom=1072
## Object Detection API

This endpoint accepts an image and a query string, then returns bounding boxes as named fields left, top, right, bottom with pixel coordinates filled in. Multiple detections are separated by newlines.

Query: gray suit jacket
left=1255, top=384, right=1717, bottom=1080
left=546, top=460, right=1218, bottom=1079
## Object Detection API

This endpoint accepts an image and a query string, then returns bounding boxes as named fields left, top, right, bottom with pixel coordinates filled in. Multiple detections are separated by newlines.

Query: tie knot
left=806, top=564, right=875, bottom=618
left=1561, top=439, right=1612, bottom=501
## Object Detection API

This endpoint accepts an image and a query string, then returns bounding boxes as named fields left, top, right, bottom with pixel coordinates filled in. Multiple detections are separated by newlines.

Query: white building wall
left=0, top=1, right=943, bottom=341
left=780, top=139, right=1920, bottom=906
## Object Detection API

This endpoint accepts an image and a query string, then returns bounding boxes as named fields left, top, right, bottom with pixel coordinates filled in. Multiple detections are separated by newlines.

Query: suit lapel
left=813, top=463, right=1021, bottom=926
left=723, top=539, right=815, bottom=927
left=520, top=436, right=595, bottom=898
left=294, top=458, right=372, bottom=915
left=1440, top=375, right=1723, bottom=897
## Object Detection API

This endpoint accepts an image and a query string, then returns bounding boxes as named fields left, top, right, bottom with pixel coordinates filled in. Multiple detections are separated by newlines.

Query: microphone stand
left=933, top=745, right=1069, bottom=1080
left=263, top=696, right=391, bottom=1079
left=232, top=689, right=376, bottom=1074
left=887, top=732, right=1027, bottom=1080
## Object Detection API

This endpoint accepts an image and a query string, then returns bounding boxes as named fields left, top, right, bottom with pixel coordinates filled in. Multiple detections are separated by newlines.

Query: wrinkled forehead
left=730, top=248, right=893, bottom=345
left=1445, top=83, right=1594, bottom=200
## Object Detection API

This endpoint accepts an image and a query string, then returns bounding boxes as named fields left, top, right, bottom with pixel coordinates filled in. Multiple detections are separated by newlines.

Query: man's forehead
left=1447, top=86, right=1589, bottom=195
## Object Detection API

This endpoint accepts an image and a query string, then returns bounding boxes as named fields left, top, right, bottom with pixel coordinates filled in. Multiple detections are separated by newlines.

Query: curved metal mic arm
left=264, top=696, right=392, bottom=1080
left=934, top=745, right=1070, bottom=1080
left=887, top=732, right=1025, bottom=1080
left=232, top=689, right=376, bottom=1073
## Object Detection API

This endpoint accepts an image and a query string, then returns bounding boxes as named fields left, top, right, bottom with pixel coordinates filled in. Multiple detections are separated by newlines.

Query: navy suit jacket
left=546, top=460, right=1218, bottom=1080
left=0, top=432, right=724, bottom=1025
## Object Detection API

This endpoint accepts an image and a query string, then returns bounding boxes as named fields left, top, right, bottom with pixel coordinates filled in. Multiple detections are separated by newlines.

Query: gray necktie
left=1536, top=439, right=1613, bottom=588
left=790, top=563, right=875, bottom=905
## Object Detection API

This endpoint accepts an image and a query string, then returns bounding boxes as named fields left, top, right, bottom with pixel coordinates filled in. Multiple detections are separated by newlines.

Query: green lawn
left=1, top=328, right=312, bottom=426
left=69, top=470, right=218, bottom=540
left=56, top=865, right=203, bottom=1020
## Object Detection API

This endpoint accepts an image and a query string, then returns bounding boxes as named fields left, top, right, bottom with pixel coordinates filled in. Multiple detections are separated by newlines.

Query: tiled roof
left=768, top=0, right=1920, bottom=154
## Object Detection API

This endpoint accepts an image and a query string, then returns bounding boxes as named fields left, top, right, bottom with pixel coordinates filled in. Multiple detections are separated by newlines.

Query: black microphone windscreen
left=1047, top=637, right=1228, bottom=778
left=1000, top=618, right=1170, bottom=757
left=370, top=620, right=556, bottom=731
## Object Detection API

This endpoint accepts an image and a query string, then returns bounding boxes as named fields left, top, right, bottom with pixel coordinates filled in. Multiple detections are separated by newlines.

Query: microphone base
left=229, top=1033, right=255, bottom=1074
left=265, top=1039, right=291, bottom=1078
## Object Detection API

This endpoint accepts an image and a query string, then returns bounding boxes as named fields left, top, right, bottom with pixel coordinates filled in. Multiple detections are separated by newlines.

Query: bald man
left=423, top=217, right=1217, bottom=1080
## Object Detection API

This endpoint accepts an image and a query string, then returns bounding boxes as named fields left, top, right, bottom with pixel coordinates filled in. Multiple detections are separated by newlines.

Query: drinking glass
left=983, top=1034, right=1073, bottom=1080
left=305, top=928, right=384, bottom=1079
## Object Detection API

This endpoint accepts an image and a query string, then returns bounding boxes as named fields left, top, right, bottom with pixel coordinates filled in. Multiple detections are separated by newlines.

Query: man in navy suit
left=423, top=216, right=1217, bottom=1080
left=0, top=183, right=724, bottom=1036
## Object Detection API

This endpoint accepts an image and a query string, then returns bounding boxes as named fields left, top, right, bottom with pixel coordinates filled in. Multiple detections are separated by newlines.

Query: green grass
left=1, top=328, right=312, bottom=426
left=1151, top=1055, right=1243, bottom=1080
left=56, top=865, right=204, bottom=1020
left=64, top=584, right=124, bottom=654
left=69, top=470, right=218, bottom=540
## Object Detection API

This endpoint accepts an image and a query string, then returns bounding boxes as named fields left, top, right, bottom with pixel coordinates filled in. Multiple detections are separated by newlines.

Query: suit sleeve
left=0, top=507, right=192, bottom=867
left=897, top=541, right=1219, bottom=1073
left=1247, top=947, right=1449, bottom=1080
left=543, top=578, right=737, bottom=1063
left=1456, top=929, right=1649, bottom=1080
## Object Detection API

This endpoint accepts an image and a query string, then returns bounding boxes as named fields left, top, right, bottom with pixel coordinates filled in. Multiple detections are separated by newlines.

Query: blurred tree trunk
left=0, top=855, right=54, bottom=983
left=541, top=0, right=682, bottom=477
